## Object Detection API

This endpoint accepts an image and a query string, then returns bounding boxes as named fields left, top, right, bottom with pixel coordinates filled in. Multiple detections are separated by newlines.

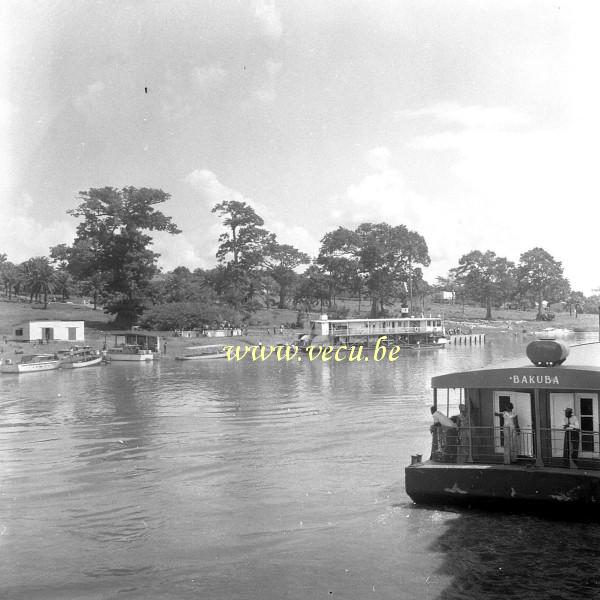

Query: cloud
left=396, top=103, right=530, bottom=130
left=255, top=0, right=282, bottom=40
left=0, top=193, right=76, bottom=263
left=182, top=168, right=318, bottom=261
left=365, top=147, right=391, bottom=172
left=191, top=65, right=227, bottom=90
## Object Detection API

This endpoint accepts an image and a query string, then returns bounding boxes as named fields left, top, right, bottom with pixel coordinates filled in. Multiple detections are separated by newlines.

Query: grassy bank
left=1, top=297, right=598, bottom=360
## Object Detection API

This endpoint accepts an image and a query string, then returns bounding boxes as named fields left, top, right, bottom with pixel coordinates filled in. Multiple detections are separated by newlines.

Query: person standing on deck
left=563, top=407, right=580, bottom=463
left=495, top=402, right=520, bottom=462
left=430, top=406, right=457, bottom=461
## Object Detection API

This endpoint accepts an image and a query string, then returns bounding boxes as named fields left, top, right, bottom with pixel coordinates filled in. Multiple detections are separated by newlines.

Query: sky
left=2, top=0, right=600, bottom=294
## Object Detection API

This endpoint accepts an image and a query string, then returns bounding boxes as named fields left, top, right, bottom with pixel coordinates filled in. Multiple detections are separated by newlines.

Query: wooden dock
left=448, top=333, right=485, bottom=345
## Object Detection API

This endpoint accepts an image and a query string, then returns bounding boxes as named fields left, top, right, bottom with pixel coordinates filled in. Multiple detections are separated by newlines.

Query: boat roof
left=311, top=316, right=442, bottom=324
left=432, top=342, right=600, bottom=390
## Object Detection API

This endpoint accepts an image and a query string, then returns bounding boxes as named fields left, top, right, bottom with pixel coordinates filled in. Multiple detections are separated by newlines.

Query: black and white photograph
left=1, top=1, right=600, bottom=598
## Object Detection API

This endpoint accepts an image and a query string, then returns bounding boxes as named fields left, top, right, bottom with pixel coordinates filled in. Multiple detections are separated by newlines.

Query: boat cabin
left=307, top=315, right=446, bottom=347
left=429, top=340, right=600, bottom=470
left=109, top=332, right=161, bottom=353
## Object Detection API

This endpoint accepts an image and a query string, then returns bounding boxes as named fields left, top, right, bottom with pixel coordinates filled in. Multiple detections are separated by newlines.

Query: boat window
left=15, top=328, right=23, bottom=336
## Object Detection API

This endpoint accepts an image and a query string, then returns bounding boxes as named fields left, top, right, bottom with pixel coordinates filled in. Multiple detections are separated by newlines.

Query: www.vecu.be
left=223, top=336, right=401, bottom=363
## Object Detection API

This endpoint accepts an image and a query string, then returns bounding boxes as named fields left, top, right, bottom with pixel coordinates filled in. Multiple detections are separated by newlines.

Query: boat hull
left=175, top=353, right=227, bottom=360
left=60, top=356, right=103, bottom=368
left=0, top=361, right=60, bottom=373
left=405, top=462, right=600, bottom=513
left=107, top=353, right=154, bottom=361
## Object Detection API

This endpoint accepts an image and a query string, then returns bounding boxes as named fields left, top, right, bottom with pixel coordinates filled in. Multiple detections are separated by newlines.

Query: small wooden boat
left=59, top=347, right=103, bottom=369
left=0, top=353, right=61, bottom=373
left=175, top=344, right=229, bottom=360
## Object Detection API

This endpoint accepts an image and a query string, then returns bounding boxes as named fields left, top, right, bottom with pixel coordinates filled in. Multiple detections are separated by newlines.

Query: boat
left=59, top=347, right=103, bottom=369
left=175, top=344, right=229, bottom=360
left=405, top=339, right=600, bottom=515
left=534, top=327, right=573, bottom=339
left=300, top=315, right=448, bottom=350
left=0, top=353, right=61, bottom=373
left=106, top=344, right=154, bottom=361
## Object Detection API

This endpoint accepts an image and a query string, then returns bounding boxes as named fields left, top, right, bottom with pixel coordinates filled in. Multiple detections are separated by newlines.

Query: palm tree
left=20, top=257, right=57, bottom=308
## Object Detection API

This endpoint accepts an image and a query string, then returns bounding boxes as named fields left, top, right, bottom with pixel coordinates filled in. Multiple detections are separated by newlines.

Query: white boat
left=1, top=353, right=61, bottom=373
left=106, top=344, right=154, bottom=361
left=534, top=328, right=573, bottom=339
left=175, top=344, right=229, bottom=360
left=59, top=347, right=103, bottom=369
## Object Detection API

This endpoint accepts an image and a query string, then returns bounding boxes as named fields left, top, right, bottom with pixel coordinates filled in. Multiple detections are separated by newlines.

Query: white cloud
left=365, top=147, right=391, bottom=172
left=0, top=193, right=76, bottom=263
left=182, top=168, right=318, bottom=261
left=255, top=0, right=282, bottom=40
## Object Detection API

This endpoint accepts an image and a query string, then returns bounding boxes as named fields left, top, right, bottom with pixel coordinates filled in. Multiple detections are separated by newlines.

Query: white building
left=12, top=320, right=85, bottom=342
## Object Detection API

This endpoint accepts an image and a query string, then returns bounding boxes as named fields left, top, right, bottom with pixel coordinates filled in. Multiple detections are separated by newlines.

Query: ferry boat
left=301, top=315, right=447, bottom=349
left=0, top=353, right=61, bottom=373
left=405, top=339, right=600, bottom=514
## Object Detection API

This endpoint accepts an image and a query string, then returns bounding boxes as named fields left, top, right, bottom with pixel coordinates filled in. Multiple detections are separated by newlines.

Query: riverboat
left=105, top=332, right=159, bottom=362
left=59, top=347, right=103, bottom=369
left=175, top=344, right=228, bottom=360
left=301, top=315, right=447, bottom=349
left=0, top=353, right=61, bottom=373
left=405, top=339, right=600, bottom=515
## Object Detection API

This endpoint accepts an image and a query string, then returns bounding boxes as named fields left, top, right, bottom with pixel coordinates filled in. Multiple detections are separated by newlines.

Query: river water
left=1, top=334, right=600, bottom=599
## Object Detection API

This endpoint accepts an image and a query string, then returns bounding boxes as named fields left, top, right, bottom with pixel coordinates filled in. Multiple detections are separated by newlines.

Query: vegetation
left=1, top=184, right=598, bottom=329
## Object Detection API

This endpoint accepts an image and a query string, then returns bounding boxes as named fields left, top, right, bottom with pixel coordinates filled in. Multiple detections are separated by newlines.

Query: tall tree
left=55, top=187, right=180, bottom=326
left=452, top=250, right=515, bottom=319
left=318, top=223, right=430, bottom=317
left=264, top=243, right=310, bottom=308
left=517, top=247, right=568, bottom=319
left=211, top=200, right=275, bottom=307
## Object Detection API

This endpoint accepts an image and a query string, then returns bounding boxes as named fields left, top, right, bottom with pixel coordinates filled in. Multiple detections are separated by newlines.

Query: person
left=430, top=406, right=457, bottom=461
left=456, top=404, right=471, bottom=464
left=563, top=407, right=580, bottom=463
left=495, top=402, right=520, bottom=462
left=163, top=341, right=167, bottom=355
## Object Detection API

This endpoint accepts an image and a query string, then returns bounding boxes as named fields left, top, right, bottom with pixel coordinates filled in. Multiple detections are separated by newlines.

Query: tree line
left=0, top=185, right=595, bottom=329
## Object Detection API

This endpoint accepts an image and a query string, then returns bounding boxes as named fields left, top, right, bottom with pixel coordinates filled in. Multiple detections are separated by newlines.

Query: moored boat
left=300, top=315, right=448, bottom=350
left=59, top=347, right=103, bottom=368
left=405, top=339, right=600, bottom=515
left=175, top=344, right=228, bottom=360
left=0, top=353, right=61, bottom=373
left=106, top=344, right=154, bottom=361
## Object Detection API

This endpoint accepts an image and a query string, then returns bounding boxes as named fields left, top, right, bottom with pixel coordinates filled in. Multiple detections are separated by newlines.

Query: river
left=1, top=333, right=599, bottom=599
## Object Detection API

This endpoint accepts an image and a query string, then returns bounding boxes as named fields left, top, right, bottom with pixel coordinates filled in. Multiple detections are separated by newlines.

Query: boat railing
left=330, top=326, right=443, bottom=336
left=429, top=425, right=600, bottom=470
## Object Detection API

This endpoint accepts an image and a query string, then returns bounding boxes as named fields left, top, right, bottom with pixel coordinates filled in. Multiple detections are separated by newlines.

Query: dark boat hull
left=405, top=462, right=600, bottom=514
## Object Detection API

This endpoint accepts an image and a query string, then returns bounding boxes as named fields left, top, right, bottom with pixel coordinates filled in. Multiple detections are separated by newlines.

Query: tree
left=517, top=248, right=569, bottom=320
left=211, top=200, right=274, bottom=269
left=453, top=250, right=515, bottom=319
left=264, top=243, right=310, bottom=308
left=318, top=223, right=430, bottom=317
left=0, top=261, right=20, bottom=300
left=56, top=187, right=180, bottom=326
left=211, top=200, right=275, bottom=307
left=20, top=257, right=56, bottom=308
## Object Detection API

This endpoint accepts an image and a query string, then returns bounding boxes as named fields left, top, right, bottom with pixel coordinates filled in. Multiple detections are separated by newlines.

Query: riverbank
left=1, top=297, right=598, bottom=360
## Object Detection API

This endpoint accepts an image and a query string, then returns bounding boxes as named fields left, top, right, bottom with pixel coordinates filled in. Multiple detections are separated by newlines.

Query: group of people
left=430, top=404, right=470, bottom=463
left=430, top=402, right=580, bottom=465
